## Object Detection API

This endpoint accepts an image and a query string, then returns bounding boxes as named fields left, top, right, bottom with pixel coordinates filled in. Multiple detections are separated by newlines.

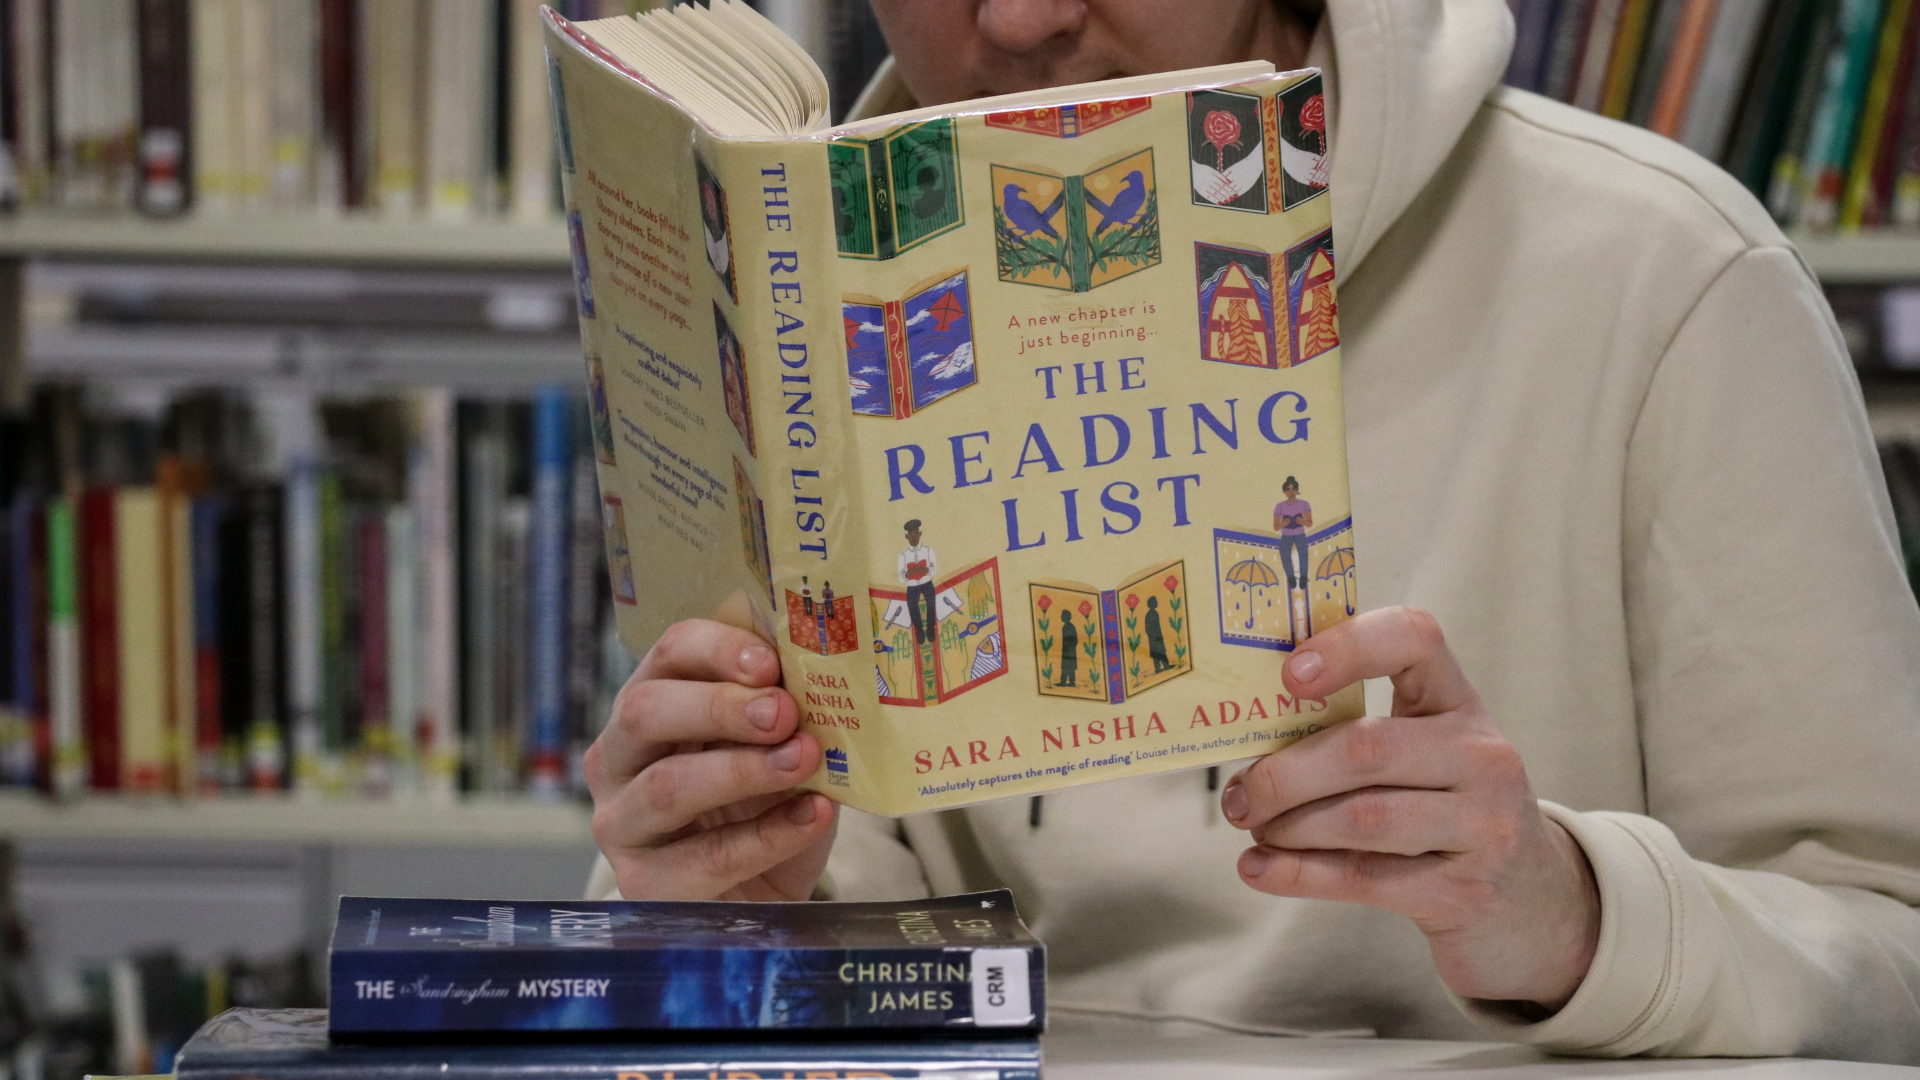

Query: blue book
left=527, top=386, right=573, bottom=797
left=328, top=890, right=1044, bottom=1036
left=179, top=1009, right=1042, bottom=1080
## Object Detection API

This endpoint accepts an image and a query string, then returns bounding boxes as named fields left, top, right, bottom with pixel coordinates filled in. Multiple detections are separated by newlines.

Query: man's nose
left=976, top=0, right=1087, bottom=53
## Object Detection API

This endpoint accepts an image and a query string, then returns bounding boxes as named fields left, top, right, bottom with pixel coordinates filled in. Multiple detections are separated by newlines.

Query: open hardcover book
left=547, top=2, right=1360, bottom=817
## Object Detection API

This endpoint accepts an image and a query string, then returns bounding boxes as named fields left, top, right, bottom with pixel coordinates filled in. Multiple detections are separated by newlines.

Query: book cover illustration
left=1286, top=227, right=1339, bottom=365
left=180, top=1009, right=1041, bottom=1080
left=786, top=577, right=857, bottom=656
left=1214, top=511, right=1354, bottom=652
left=993, top=147, right=1161, bottom=293
left=734, top=457, right=772, bottom=602
left=984, top=96, right=1152, bottom=138
left=830, top=119, right=964, bottom=261
left=567, top=210, right=595, bottom=318
left=696, top=154, right=736, bottom=303
left=1188, top=73, right=1329, bottom=213
left=1027, top=560, right=1190, bottom=704
left=325, top=892, right=1042, bottom=1035
left=601, top=495, right=635, bottom=606
left=869, top=538, right=1006, bottom=708
left=586, top=354, right=617, bottom=465
left=714, top=302, right=755, bottom=454
left=1194, top=241, right=1281, bottom=368
left=844, top=270, right=977, bottom=419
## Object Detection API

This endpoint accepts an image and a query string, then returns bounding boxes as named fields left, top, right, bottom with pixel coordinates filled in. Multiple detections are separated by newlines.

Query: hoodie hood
left=845, top=0, right=1514, bottom=274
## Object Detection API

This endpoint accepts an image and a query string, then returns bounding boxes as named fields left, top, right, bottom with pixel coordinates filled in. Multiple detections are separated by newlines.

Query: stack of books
left=172, top=891, right=1045, bottom=1079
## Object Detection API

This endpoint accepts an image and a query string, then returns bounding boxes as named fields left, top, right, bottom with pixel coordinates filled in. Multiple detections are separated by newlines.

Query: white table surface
left=1041, top=1030, right=1919, bottom=1079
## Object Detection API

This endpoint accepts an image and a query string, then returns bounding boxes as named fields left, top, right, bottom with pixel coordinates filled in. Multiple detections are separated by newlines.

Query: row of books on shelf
left=1504, top=0, right=1920, bottom=232
left=0, top=0, right=650, bottom=221
left=0, top=381, right=635, bottom=801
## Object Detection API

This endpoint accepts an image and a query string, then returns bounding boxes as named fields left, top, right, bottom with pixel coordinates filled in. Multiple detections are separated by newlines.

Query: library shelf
left=0, top=214, right=570, bottom=269
left=0, top=790, right=594, bottom=848
left=1792, top=230, right=1920, bottom=284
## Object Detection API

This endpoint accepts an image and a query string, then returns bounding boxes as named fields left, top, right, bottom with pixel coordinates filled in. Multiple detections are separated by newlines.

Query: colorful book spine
left=1843, top=0, right=1920, bottom=228
left=47, top=498, right=85, bottom=795
left=409, top=390, right=459, bottom=800
left=81, top=487, right=120, bottom=790
left=1572, top=0, right=1629, bottom=111
left=134, top=0, right=191, bottom=214
left=315, top=0, right=356, bottom=210
left=1600, top=0, right=1658, bottom=118
left=1866, top=6, right=1920, bottom=224
left=1799, top=0, right=1891, bottom=229
left=1675, top=0, right=1771, bottom=160
left=190, top=0, right=236, bottom=214
left=286, top=454, right=322, bottom=794
left=163, top=462, right=197, bottom=792
left=190, top=495, right=227, bottom=793
left=1507, top=0, right=1565, bottom=92
left=243, top=484, right=286, bottom=790
left=1647, top=0, right=1719, bottom=137
left=1542, top=0, right=1597, bottom=101
left=116, top=487, right=169, bottom=792
left=526, top=386, right=571, bottom=797
left=357, top=509, right=391, bottom=796
left=7, top=497, right=47, bottom=788
left=1767, top=0, right=1844, bottom=221
left=384, top=505, right=418, bottom=796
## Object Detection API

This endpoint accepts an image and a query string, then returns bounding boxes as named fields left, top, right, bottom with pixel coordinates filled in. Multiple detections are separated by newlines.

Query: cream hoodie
left=589, top=0, right=1920, bottom=1062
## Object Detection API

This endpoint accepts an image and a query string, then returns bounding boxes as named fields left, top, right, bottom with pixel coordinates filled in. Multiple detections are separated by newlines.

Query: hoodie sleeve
left=1455, top=246, right=1920, bottom=1061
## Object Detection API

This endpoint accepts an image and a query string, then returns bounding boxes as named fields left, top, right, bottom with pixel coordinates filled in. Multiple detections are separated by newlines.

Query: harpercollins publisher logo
left=825, top=747, right=850, bottom=787
left=969, top=949, right=1031, bottom=1026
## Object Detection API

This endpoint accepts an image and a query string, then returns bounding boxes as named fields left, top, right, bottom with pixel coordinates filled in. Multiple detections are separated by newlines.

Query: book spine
left=563, top=400, right=600, bottom=790
left=315, top=0, right=354, bottom=210
left=358, top=508, right=390, bottom=795
left=423, top=0, right=489, bottom=220
left=190, top=494, right=224, bottom=793
left=0, top=502, right=19, bottom=784
left=494, top=497, right=530, bottom=792
left=316, top=465, right=347, bottom=791
left=230, top=0, right=271, bottom=208
left=1647, top=0, right=1718, bottom=136
left=1600, top=0, right=1656, bottom=118
left=164, top=466, right=196, bottom=792
left=1506, top=0, right=1563, bottom=91
left=327, top=943, right=1044, bottom=1034
left=267, top=0, right=315, bottom=208
left=385, top=504, right=418, bottom=796
left=1676, top=0, right=1771, bottom=159
left=81, top=486, right=119, bottom=790
left=507, top=0, right=550, bottom=220
left=1543, top=0, right=1596, bottom=101
left=7, top=498, right=42, bottom=786
left=366, top=0, right=419, bottom=214
left=13, top=0, right=48, bottom=205
left=461, top=404, right=503, bottom=793
left=286, top=454, right=322, bottom=793
left=134, top=0, right=189, bottom=214
left=115, top=486, right=167, bottom=792
left=19, top=500, right=50, bottom=790
left=1572, top=0, right=1626, bottom=111
left=410, top=388, right=458, bottom=800
left=1768, top=0, right=1843, bottom=220
left=189, top=0, right=233, bottom=213
left=1626, top=0, right=1688, bottom=126
left=1843, top=0, right=1919, bottom=227
left=1865, top=3, right=1920, bottom=222
left=1100, top=588, right=1124, bottom=705
left=245, top=483, right=285, bottom=789
left=47, top=496, right=83, bottom=794
left=526, top=385, right=569, bottom=797
left=1800, top=0, right=1890, bottom=229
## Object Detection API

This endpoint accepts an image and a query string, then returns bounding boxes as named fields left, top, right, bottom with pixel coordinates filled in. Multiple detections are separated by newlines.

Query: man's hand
left=584, top=619, right=836, bottom=901
left=1220, top=606, right=1601, bottom=1010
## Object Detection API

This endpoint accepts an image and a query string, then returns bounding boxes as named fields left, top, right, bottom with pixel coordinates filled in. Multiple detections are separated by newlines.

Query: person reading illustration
left=896, top=520, right=937, bottom=645
left=1272, top=475, right=1312, bottom=592
left=582, top=0, right=1920, bottom=1063
left=1143, top=596, right=1171, bottom=673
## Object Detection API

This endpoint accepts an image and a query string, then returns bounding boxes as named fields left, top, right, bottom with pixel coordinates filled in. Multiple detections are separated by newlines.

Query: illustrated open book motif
left=548, top=1, right=1361, bottom=816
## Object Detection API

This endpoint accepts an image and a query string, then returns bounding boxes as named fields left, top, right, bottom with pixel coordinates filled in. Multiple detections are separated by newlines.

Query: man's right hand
left=584, top=618, right=836, bottom=901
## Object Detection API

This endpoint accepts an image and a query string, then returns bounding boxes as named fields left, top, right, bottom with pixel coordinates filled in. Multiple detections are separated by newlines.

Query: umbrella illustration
left=1317, top=546, right=1356, bottom=616
left=1224, top=555, right=1281, bottom=630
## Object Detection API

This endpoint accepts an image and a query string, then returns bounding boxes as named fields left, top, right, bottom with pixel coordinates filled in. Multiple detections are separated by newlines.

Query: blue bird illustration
left=1002, top=183, right=1064, bottom=238
left=1084, top=170, right=1147, bottom=233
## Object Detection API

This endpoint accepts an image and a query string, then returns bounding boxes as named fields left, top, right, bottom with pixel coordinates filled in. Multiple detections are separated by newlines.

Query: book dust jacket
left=548, top=11, right=1360, bottom=816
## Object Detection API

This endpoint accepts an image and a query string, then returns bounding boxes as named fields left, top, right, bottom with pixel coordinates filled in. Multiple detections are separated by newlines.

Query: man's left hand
left=1220, top=606, right=1601, bottom=1010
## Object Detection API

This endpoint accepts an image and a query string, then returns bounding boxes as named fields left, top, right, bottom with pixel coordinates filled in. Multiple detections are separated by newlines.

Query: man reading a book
left=583, top=0, right=1920, bottom=1063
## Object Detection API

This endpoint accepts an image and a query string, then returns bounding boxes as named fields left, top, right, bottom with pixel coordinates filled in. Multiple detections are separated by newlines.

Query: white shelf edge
left=1792, top=230, right=1920, bottom=283
left=0, top=790, right=596, bottom=848
left=0, top=214, right=571, bottom=268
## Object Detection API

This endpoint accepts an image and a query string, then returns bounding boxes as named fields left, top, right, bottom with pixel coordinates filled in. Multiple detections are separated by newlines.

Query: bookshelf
left=1792, top=231, right=1920, bottom=284
left=0, top=215, right=570, bottom=269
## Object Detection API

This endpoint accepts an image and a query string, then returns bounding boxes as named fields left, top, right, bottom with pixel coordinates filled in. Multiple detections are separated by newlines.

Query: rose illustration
left=1077, top=599, right=1094, bottom=618
left=1126, top=593, right=1139, bottom=610
left=1202, top=109, right=1242, bottom=170
left=1037, top=594, right=1052, bottom=612
left=1164, top=575, right=1180, bottom=593
left=1300, top=94, right=1326, bottom=135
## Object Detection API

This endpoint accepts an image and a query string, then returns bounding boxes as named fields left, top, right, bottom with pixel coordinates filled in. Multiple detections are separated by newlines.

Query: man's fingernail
left=787, top=794, right=818, bottom=824
left=1241, top=847, right=1273, bottom=878
left=767, top=739, right=802, bottom=772
left=1220, top=782, right=1248, bottom=824
left=745, top=694, right=780, bottom=731
left=1287, top=650, right=1324, bottom=682
left=741, top=644, right=775, bottom=677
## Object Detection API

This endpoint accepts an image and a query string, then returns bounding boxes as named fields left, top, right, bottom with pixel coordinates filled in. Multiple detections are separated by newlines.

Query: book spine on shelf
left=357, top=507, right=390, bottom=795
left=115, top=486, right=168, bottom=792
left=384, top=504, right=418, bottom=796
left=1625, top=0, right=1688, bottom=128
left=1797, top=0, right=1890, bottom=229
left=318, top=465, right=348, bottom=791
left=315, top=0, right=355, bottom=210
left=7, top=497, right=46, bottom=787
left=1767, top=0, right=1842, bottom=221
left=230, top=0, right=271, bottom=208
left=507, top=0, right=551, bottom=221
left=1505, top=0, right=1563, bottom=93
left=1675, top=0, right=1770, bottom=160
left=244, top=482, right=286, bottom=790
left=162, top=461, right=196, bottom=792
left=423, top=0, right=491, bottom=220
left=526, top=385, right=569, bottom=797
left=286, top=454, right=322, bottom=794
left=267, top=0, right=315, bottom=209
left=1541, top=0, right=1595, bottom=101
left=1866, top=5, right=1920, bottom=223
left=1600, top=0, right=1656, bottom=119
left=410, top=389, right=458, bottom=800
left=134, top=0, right=190, bottom=215
left=191, top=493, right=226, bottom=793
left=1646, top=0, right=1718, bottom=137
left=0, top=499, right=18, bottom=784
left=460, top=401, right=504, bottom=792
left=365, top=0, right=420, bottom=215
left=47, top=496, right=84, bottom=794
left=81, top=486, right=119, bottom=790
left=564, top=398, right=601, bottom=790
left=493, top=495, right=530, bottom=792
left=1571, top=0, right=1627, bottom=111
left=12, top=0, right=50, bottom=206
left=1839, top=0, right=1915, bottom=229
left=190, top=0, right=234, bottom=213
